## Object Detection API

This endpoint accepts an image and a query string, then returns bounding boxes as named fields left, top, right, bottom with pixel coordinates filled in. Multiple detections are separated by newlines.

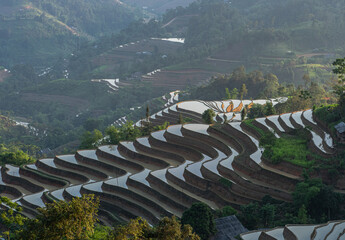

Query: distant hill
left=123, top=0, right=197, bottom=14
left=0, top=0, right=140, bottom=66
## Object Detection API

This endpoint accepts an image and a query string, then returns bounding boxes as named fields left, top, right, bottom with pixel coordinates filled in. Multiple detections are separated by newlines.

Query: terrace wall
left=54, top=156, right=108, bottom=179
left=217, top=165, right=292, bottom=202
left=20, top=167, right=67, bottom=188
left=208, top=127, right=243, bottom=153
left=182, top=127, right=232, bottom=156
left=1, top=167, right=44, bottom=193
left=118, top=143, right=170, bottom=169
left=0, top=185, right=22, bottom=199
left=133, top=140, right=185, bottom=165
left=75, top=152, right=127, bottom=176
left=81, top=187, right=159, bottom=224
left=96, top=148, right=143, bottom=172
left=128, top=174, right=187, bottom=212
left=232, top=159, right=297, bottom=192
left=164, top=130, right=218, bottom=158
left=165, top=170, right=228, bottom=208
left=35, top=160, right=89, bottom=183
left=101, top=183, right=172, bottom=218
left=148, top=136, right=202, bottom=161
left=278, top=116, right=294, bottom=132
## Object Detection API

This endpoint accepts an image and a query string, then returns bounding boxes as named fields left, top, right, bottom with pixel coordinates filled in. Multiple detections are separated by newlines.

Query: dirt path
left=206, top=57, right=244, bottom=63
left=161, top=15, right=198, bottom=28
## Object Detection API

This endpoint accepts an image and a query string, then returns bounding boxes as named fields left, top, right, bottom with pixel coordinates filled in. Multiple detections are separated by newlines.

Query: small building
left=335, top=122, right=345, bottom=143
left=213, top=215, right=248, bottom=240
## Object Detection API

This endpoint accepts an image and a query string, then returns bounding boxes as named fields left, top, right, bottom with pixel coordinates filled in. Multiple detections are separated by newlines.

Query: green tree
left=238, top=202, right=260, bottom=230
left=16, top=194, right=100, bottom=240
left=297, top=205, right=308, bottom=224
left=216, top=206, right=237, bottom=218
left=155, top=216, right=200, bottom=240
left=80, top=129, right=103, bottom=149
left=293, top=178, right=342, bottom=221
left=230, top=88, right=239, bottom=99
left=240, top=84, right=248, bottom=100
left=108, top=216, right=200, bottom=240
left=0, top=144, right=36, bottom=166
left=202, top=109, right=216, bottom=124
left=264, top=101, right=276, bottom=116
left=181, top=202, right=216, bottom=240
left=332, top=58, right=345, bottom=115
left=259, top=204, right=275, bottom=228
left=0, top=197, right=26, bottom=239
left=84, top=118, right=102, bottom=131
left=241, top=106, right=247, bottom=121
left=225, top=88, right=231, bottom=99
left=247, top=104, right=265, bottom=119
left=146, top=105, right=150, bottom=122
left=108, top=217, right=151, bottom=240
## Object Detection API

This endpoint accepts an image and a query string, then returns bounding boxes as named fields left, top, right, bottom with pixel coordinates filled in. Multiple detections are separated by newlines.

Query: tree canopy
left=181, top=202, right=216, bottom=240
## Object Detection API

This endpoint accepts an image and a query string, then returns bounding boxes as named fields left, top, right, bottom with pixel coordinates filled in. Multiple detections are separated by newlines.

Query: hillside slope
left=123, top=0, right=196, bottom=14
left=0, top=0, right=139, bottom=66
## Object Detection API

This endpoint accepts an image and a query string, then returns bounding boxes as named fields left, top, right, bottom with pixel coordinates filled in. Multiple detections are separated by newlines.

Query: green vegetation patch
left=243, top=119, right=265, bottom=137
left=314, top=104, right=342, bottom=131
left=260, top=129, right=316, bottom=168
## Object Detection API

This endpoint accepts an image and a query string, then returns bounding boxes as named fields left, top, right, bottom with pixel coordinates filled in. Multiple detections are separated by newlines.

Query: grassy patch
left=219, top=177, right=232, bottom=188
left=243, top=119, right=265, bottom=137
left=260, top=129, right=316, bottom=168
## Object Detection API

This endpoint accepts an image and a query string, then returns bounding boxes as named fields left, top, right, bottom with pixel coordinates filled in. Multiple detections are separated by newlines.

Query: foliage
left=16, top=194, right=99, bottom=240
left=264, top=102, right=276, bottom=116
left=0, top=144, right=36, bottom=166
left=240, top=84, right=248, bottom=100
left=215, top=206, right=237, bottom=218
left=238, top=178, right=344, bottom=230
left=242, top=119, right=265, bottom=136
left=108, top=217, right=151, bottom=240
left=241, top=107, right=247, bottom=121
left=247, top=104, right=266, bottom=119
left=0, top=0, right=139, bottom=66
left=219, top=177, right=232, bottom=188
left=80, top=130, right=103, bottom=149
left=202, top=109, right=216, bottom=124
left=332, top=57, right=345, bottom=116
left=0, top=197, right=26, bottom=239
left=107, top=216, right=200, bottom=240
left=80, top=121, right=170, bottom=149
left=260, top=129, right=317, bottom=168
left=181, top=202, right=216, bottom=240
left=292, top=178, right=343, bottom=222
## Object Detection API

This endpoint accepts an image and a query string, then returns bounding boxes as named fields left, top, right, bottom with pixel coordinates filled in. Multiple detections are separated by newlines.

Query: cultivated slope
left=0, top=101, right=337, bottom=225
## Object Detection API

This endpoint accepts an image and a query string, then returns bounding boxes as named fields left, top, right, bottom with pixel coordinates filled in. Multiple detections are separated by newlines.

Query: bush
left=181, top=202, right=216, bottom=240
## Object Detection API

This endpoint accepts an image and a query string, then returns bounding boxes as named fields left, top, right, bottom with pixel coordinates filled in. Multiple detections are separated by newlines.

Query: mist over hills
left=0, top=0, right=140, bottom=66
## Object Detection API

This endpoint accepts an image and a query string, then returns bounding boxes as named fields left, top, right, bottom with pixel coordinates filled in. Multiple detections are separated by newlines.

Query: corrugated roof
left=335, top=122, right=345, bottom=134
left=214, top=215, right=248, bottom=240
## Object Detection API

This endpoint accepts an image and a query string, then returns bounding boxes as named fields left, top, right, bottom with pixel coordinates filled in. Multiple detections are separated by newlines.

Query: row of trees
left=0, top=195, right=203, bottom=240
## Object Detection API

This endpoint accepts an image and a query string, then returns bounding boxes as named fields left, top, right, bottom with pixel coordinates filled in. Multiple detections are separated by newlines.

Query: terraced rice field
left=136, top=98, right=287, bottom=126
left=241, top=220, right=345, bottom=240
left=115, top=90, right=179, bottom=126
left=0, top=105, right=336, bottom=225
